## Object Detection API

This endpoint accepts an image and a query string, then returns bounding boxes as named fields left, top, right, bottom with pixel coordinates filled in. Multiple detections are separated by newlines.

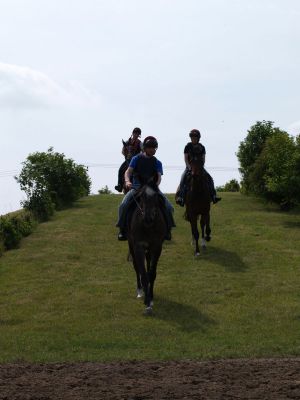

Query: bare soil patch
left=0, top=358, right=299, bottom=399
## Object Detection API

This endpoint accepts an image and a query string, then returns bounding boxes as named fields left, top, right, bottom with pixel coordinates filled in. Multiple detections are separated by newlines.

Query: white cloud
left=0, top=62, right=101, bottom=110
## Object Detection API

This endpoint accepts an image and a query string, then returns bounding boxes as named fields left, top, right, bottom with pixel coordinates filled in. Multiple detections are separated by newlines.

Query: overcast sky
left=1, top=0, right=300, bottom=215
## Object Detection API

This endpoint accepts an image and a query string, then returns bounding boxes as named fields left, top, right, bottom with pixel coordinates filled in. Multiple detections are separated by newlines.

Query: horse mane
left=136, top=177, right=159, bottom=194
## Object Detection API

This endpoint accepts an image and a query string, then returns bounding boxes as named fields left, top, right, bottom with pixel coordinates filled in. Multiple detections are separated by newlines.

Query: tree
left=16, top=148, right=91, bottom=220
left=237, top=121, right=284, bottom=192
left=258, top=132, right=300, bottom=209
left=98, top=185, right=112, bottom=194
left=224, top=179, right=240, bottom=192
left=217, top=179, right=240, bottom=192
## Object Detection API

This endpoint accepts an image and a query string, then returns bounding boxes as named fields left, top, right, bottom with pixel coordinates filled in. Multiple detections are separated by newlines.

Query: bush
left=0, top=232, right=5, bottom=256
left=0, top=211, right=36, bottom=251
left=98, top=185, right=112, bottom=194
left=0, top=216, right=22, bottom=250
left=22, top=189, right=55, bottom=222
left=255, top=132, right=300, bottom=209
left=237, top=121, right=284, bottom=193
left=237, top=121, right=300, bottom=209
left=16, top=147, right=91, bottom=220
left=217, top=179, right=240, bottom=192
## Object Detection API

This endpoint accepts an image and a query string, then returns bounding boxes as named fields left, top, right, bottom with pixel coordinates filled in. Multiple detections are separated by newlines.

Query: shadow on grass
left=201, top=246, right=248, bottom=272
left=154, top=296, right=216, bottom=333
left=283, top=220, right=300, bottom=229
left=0, top=319, right=23, bottom=326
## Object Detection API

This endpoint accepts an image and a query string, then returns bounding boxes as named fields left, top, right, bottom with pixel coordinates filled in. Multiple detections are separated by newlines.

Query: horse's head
left=122, top=140, right=129, bottom=159
left=137, top=181, right=161, bottom=227
left=188, top=157, right=208, bottom=195
left=190, top=156, right=205, bottom=177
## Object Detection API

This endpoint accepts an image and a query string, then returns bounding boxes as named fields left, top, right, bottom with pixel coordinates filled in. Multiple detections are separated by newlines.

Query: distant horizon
left=0, top=162, right=240, bottom=216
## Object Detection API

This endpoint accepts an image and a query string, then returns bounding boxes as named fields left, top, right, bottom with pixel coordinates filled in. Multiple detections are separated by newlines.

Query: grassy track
left=0, top=193, right=299, bottom=362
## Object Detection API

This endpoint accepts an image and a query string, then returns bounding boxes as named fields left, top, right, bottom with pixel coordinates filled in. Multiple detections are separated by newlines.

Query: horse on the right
left=184, top=157, right=211, bottom=256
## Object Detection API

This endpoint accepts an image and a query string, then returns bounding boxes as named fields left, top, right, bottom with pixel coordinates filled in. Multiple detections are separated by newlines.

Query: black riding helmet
left=143, top=136, right=158, bottom=149
left=132, top=127, right=142, bottom=136
left=189, top=129, right=201, bottom=139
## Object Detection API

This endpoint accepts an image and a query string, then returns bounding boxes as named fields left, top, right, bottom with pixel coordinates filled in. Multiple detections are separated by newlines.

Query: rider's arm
left=184, top=153, right=190, bottom=169
left=124, top=166, right=133, bottom=189
left=157, top=173, right=162, bottom=186
left=203, top=154, right=206, bottom=164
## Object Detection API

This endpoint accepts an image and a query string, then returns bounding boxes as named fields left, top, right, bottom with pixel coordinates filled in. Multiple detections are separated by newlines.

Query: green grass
left=0, top=193, right=299, bottom=362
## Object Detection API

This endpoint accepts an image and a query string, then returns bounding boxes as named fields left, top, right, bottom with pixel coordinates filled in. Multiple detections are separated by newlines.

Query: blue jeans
left=116, top=188, right=175, bottom=230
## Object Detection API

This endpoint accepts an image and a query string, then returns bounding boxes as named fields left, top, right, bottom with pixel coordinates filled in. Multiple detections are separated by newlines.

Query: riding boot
left=205, top=171, right=221, bottom=204
left=118, top=229, right=127, bottom=241
left=175, top=186, right=185, bottom=207
left=115, top=161, right=128, bottom=192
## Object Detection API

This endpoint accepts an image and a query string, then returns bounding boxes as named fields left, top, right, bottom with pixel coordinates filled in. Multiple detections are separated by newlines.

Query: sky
left=1, top=0, right=300, bottom=215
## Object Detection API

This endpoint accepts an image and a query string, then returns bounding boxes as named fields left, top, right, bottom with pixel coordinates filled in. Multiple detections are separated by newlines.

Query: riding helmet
left=189, top=129, right=201, bottom=139
left=132, top=127, right=142, bottom=136
left=143, top=136, right=158, bottom=149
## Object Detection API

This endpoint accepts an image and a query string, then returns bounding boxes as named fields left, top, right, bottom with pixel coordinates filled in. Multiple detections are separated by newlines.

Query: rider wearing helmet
left=175, top=129, right=221, bottom=206
left=115, top=127, right=142, bottom=192
left=116, top=136, right=175, bottom=241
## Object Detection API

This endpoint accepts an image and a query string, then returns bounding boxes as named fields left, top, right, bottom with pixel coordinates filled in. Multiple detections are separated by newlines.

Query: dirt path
left=0, top=358, right=299, bottom=399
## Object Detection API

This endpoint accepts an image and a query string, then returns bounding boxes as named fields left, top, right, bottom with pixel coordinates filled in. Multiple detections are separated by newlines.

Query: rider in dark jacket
left=175, top=129, right=221, bottom=206
left=115, top=127, right=142, bottom=192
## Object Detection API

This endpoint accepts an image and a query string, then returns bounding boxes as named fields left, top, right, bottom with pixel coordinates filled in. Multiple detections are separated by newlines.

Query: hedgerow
left=0, top=211, right=36, bottom=252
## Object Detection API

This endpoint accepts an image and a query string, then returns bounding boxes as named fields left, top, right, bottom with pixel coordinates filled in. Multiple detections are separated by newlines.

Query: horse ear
left=122, top=139, right=126, bottom=146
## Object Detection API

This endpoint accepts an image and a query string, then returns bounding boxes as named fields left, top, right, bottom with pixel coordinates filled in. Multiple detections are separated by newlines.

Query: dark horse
left=185, top=158, right=211, bottom=256
left=127, top=181, right=167, bottom=314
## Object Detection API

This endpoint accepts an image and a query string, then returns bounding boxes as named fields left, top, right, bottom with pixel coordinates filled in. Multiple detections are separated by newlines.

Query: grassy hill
left=0, top=193, right=299, bottom=362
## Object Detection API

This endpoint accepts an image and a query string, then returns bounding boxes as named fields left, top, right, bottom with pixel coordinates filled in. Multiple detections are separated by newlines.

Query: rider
left=115, top=127, right=142, bottom=192
left=175, top=129, right=221, bottom=206
left=116, top=136, right=175, bottom=241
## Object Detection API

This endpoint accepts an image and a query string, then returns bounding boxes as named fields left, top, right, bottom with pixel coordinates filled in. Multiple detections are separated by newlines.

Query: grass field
left=0, top=192, right=299, bottom=362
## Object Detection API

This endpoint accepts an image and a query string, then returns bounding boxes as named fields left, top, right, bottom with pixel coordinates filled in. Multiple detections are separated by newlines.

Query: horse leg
left=128, top=241, right=142, bottom=298
left=200, top=215, right=207, bottom=250
left=190, top=217, right=200, bottom=256
left=205, top=213, right=211, bottom=242
left=134, top=247, right=150, bottom=309
left=147, top=247, right=162, bottom=308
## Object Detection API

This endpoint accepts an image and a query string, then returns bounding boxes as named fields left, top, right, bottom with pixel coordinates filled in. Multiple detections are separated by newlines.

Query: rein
left=132, top=192, right=144, bottom=216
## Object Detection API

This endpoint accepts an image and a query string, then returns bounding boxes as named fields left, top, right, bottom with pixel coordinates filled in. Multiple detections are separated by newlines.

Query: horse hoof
left=136, top=289, right=143, bottom=298
left=144, top=306, right=153, bottom=315
left=195, top=252, right=200, bottom=257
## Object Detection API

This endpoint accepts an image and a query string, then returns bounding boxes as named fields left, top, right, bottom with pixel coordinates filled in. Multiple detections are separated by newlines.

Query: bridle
left=132, top=191, right=144, bottom=217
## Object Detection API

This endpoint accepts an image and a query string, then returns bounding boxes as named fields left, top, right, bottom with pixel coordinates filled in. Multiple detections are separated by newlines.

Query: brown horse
left=185, top=159, right=211, bottom=256
left=127, top=181, right=167, bottom=314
